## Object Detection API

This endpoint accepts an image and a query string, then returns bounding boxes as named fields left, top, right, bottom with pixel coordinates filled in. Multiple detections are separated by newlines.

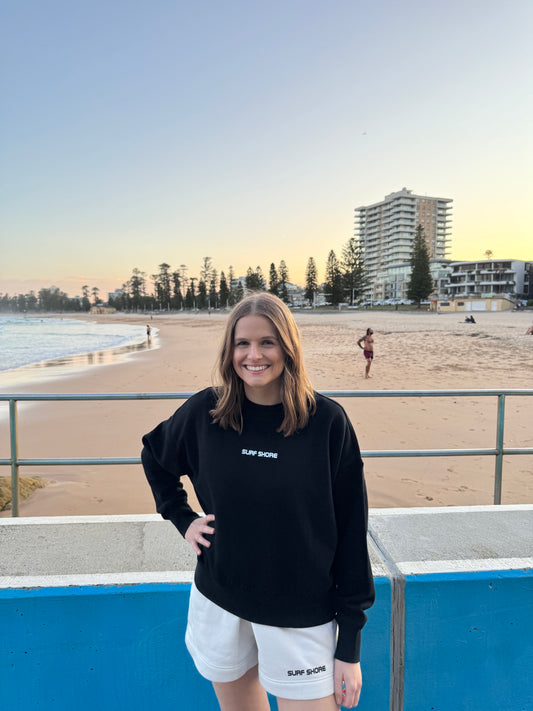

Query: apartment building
left=445, top=260, right=531, bottom=300
left=354, top=188, right=453, bottom=300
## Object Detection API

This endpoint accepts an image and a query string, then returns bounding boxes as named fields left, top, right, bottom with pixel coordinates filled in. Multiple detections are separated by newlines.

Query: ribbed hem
left=195, top=568, right=335, bottom=630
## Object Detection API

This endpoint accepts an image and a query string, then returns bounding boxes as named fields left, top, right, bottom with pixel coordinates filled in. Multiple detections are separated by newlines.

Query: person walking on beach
left=142, top=292, right=375, bottom=710
left=146, top=324, right=151, bottom=340
left=357, top=328, right=374, bottom=379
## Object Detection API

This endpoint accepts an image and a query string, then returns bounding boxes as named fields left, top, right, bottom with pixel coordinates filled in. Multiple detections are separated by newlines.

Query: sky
left=1, top=0, right=532, bottom=297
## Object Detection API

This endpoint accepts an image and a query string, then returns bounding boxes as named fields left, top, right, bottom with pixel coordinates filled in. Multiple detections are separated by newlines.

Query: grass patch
left=0, top=476, right=48, bottom=511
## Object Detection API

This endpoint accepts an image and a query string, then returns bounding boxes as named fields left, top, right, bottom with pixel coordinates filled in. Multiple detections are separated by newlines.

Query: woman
left=142, top=293, right=375, bottom=710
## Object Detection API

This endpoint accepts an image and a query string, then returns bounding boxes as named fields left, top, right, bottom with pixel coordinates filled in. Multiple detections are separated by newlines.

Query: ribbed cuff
left=173, top=512, right=200, bottom=538
left=335, top=625, right=361, bottom=664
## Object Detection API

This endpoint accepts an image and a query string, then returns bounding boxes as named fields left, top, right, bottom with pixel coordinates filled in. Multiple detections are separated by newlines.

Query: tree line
left=110, top=238, right=367, bottom=311
left=0, top=228, right=435, bottom=313
left=0, top=237, right=369, bottom=313
left=0, top=285, right=99, bottom=313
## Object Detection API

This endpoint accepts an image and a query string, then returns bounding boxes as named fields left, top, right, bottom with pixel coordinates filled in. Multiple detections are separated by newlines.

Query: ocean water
left=0, top=316, right=149, bottom=373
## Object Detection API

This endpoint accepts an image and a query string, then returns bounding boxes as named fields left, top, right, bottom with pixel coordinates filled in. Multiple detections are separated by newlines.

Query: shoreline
left=0, top=337, right=160, bottom=391
left=0, top=313, right=157, bottom=388
left=0, top=309, right=532, bottom=517
left=2, top=304, right=531, bottom=385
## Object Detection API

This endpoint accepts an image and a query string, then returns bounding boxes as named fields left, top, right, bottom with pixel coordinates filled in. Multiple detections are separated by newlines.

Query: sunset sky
left=1, top=0, right=531, bottom=297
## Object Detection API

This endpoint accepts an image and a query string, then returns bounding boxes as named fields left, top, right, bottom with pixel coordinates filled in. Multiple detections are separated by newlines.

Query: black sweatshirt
left=141, top=388, right=375, bottom=663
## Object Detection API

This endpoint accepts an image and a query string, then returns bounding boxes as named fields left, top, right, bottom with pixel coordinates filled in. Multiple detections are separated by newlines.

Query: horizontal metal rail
left=2, top=389, right=533, bottom=400
left=1, top=389, right=532, bottom=515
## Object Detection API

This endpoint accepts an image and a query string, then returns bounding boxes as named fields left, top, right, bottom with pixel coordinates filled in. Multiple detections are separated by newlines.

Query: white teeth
left=246, top=365, right=268, bottom=372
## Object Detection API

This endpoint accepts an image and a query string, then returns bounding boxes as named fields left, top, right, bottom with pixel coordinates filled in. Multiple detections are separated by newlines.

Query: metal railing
left=1, top=389, right=532, bottom=516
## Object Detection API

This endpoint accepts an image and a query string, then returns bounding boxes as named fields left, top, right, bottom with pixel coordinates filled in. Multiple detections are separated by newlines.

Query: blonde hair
left=211, top=292, right=316, bottom=436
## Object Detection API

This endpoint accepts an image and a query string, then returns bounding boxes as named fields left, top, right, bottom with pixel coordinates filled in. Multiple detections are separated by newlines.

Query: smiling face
left=232, top=314, right=285, bottom=405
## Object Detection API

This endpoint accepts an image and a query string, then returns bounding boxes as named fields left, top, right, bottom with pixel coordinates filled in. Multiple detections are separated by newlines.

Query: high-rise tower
left=354, top=188, right=452, bottom=300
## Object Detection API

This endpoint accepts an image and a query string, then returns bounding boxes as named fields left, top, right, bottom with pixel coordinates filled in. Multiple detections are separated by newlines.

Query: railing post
left=494, top=394, right=505, bottom=505
left=9, top=399, right=19, bottom=517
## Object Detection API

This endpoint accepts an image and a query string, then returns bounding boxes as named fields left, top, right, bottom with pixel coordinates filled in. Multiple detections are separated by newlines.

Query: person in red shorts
left=357, top=328, right=374, bottom=379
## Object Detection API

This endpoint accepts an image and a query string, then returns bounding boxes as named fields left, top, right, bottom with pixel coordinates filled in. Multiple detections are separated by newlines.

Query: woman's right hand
left=184, top=514, right=215, bottom=555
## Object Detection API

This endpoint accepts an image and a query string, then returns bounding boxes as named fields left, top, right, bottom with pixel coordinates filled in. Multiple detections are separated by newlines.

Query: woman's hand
left=334, top=659, right=362, bottom=708
left=184, top=514, right=215, bottom=555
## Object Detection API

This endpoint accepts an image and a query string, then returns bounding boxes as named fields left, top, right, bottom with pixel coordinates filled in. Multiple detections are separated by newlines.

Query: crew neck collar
left=243, top=395, right=284, bottom=412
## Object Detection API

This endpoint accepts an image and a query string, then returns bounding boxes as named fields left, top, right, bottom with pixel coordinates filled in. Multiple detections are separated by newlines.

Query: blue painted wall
left=355, top=576, right=391, bottom=711
left=1, top=584, right=215, bottom=711
left=0, top=578, right=391, bottom=711
left=403, top=570, right=533, bottom=711
left=3, top=569, right=531, bottom=710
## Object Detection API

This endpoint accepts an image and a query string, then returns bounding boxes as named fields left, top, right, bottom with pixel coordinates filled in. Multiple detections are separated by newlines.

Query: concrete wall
left=435, top=298, right=514, bottom=312
left=1, top=506, right=532, bottom=711
left=369, top=506, right=533, bottom=711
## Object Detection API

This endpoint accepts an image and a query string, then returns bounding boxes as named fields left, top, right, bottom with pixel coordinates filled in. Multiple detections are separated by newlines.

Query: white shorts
left=185, top=583, right=336, bottom=700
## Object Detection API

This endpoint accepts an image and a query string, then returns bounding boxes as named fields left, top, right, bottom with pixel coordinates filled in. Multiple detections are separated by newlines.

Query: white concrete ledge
left=0, top=571, right=194, bottom=589
left=1, top=506, right=531, bottom=583
left=398, top=557, right=533, bottom=575
left=0, top=513, right=172, bottom=525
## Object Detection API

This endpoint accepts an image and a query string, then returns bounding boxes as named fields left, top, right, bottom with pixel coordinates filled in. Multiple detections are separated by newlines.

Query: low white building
left=373, top=258, right=452, bottom=302
left=444, top=260, right=530, bottom=300
left=231, top=278, right=304, bottom=305
left=108, top=288, right=124, bottom=302
left=285, top=282, right=305, bottom=306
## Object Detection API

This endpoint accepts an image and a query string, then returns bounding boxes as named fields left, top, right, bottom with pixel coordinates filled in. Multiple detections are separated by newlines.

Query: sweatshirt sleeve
left=141, top=403, right=200, bottom=537
left=331, top=413, right=375, bottom=663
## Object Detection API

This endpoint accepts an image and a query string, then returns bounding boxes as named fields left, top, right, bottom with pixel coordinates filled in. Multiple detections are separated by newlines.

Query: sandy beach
left=1, top=308, right=532, bottom=517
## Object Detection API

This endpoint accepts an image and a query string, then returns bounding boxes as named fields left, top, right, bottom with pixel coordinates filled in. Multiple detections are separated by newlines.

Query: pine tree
left=128, top=268, right=147, bottom=311
left=171, top=270, right=183, bottom=310
left=173, top=265, right=188, bottom=310
left=407, top=224, right=434, bottom=307
left=185, top=278, right=197, bottom=309
left=324, top=250, right=343, bottom=305
left=200, top=257, right=213, bottom=285
left=268, top=263, right=279, bottom=296
left=235, top=282, right=244, bottom=303
left=341, top=237, right=367, bottom=304
left=197, top=279, right=208, bottom=309
left=209, top=270, right=218, bottom=309
left=152, top=263, right=172, bottom=309
left=227, top=266, right=236, bottom=306
left=81, top=285, right=91, bottom=312
left=219, top=271, right=229, bottom=309
left=304, top=257, right=318, bottom=305
left=26, top=291, right=38, bottom=311
left=245, top=266, right=264, bottom=291
left=278, top=260, right=290, bottom=303
left=256, top=266, right=265, bottom=290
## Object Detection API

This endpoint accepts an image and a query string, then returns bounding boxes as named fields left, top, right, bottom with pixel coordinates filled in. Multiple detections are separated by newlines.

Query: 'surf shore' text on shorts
left=185, top=583, right=336, bottom=701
